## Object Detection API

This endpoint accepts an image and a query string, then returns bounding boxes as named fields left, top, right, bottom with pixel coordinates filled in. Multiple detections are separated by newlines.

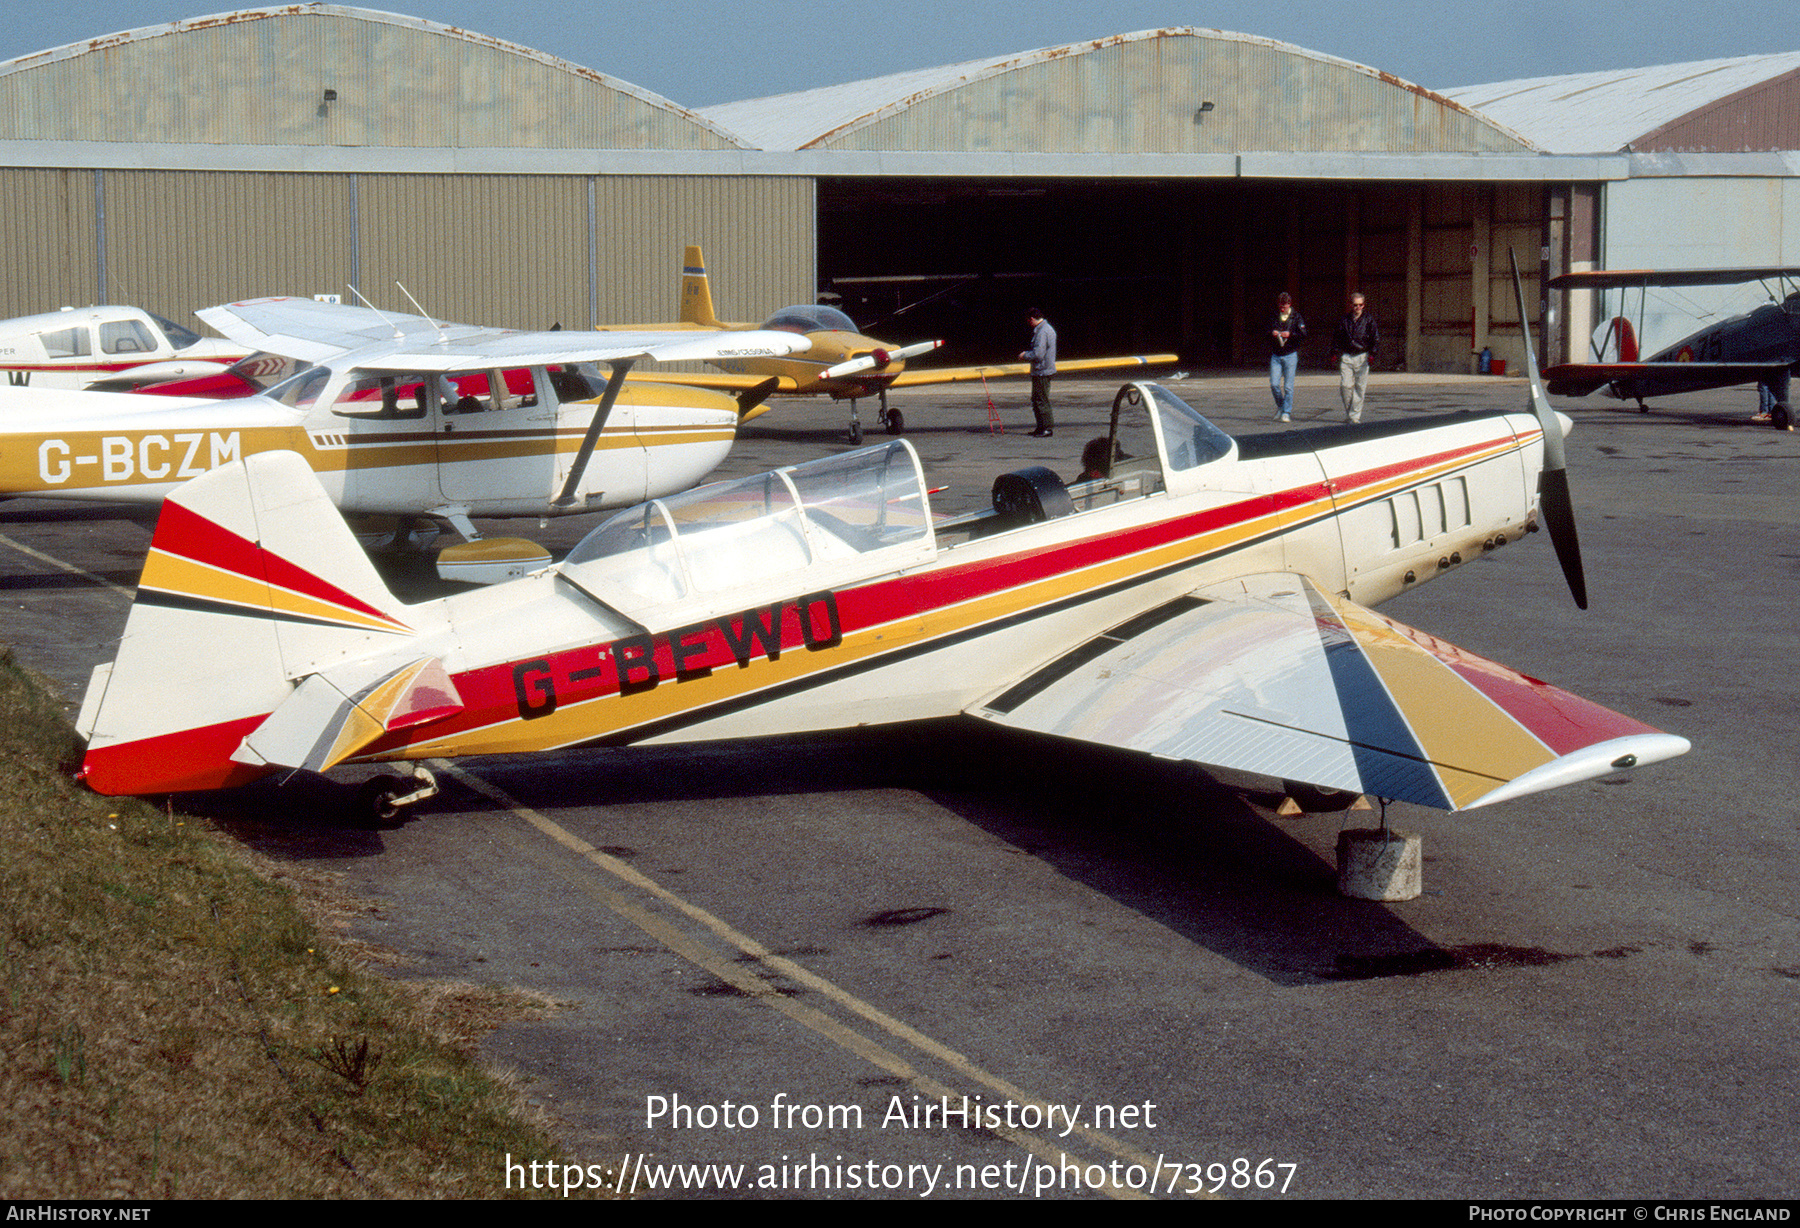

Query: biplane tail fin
left=679, top=243, right=722, bottom=327
left=78, top=451, right=422, bottom=795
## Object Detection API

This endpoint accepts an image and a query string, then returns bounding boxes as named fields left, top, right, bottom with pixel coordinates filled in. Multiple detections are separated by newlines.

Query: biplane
left=76, top=266, right=1686, bottom=822
left=0, top=296, right=811, bottom=579
left=1544, top=266, right=1800, bottom=428
left=608, top=245, right=1177, bottom=443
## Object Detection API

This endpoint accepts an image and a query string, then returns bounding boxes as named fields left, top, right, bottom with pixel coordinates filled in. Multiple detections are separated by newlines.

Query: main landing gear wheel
left=847, top=418, right=863, bottom=445
left=1281, top=780, right=1360, bottom=813
left=1773, top=403, right=1793, bottom=431
left=355, top=766, right=440, bottom=828
left=884, top=408, right=904, bottom=436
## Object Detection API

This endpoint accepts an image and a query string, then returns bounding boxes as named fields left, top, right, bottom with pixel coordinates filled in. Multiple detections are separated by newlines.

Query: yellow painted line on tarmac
left=0, top=531, right=135, bottom=601
left=436, top=759, right=1208, bottom=1200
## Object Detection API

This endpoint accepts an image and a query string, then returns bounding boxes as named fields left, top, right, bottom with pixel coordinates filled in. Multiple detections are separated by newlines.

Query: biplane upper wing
left=1544, top=360, right=1793, bottom=397
left=887, top=353, right=1180, bottom=388
left=1550, top=267, right=1800, bottom=290
left=967, top=572, right=1687, bottom=812
left=196, top=297, right=811, bottom=372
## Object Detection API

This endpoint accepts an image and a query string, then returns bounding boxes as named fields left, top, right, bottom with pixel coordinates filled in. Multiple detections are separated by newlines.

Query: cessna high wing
left=605, top=245, right=1178, bottom=443
left=0, top=296, right=811, bottom=579
left=1544, top=266, right=1800, bottom=428
left=0, top=304, right=249, bottom=391
left=77, top=264, right=1687, bottom=826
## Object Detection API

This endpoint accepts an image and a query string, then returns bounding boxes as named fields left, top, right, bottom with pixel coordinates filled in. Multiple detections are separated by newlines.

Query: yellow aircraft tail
left=680, top=244, right=721, bottom=327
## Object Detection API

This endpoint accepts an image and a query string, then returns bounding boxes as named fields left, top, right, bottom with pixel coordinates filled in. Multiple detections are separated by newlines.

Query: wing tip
left=1463, top=733, right=1691, bottom=810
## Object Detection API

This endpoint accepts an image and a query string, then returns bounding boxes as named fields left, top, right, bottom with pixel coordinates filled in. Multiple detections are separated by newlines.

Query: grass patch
left=0, top=650, right=595, bottom=1197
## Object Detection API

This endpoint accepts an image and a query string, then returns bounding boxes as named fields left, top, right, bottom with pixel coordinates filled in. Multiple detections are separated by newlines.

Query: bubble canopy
left=560, top=439, right=933, bottom=616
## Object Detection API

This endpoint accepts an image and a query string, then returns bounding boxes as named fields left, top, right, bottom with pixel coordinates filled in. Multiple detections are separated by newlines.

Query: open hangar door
left=816, top=176, right=1545, bottom=377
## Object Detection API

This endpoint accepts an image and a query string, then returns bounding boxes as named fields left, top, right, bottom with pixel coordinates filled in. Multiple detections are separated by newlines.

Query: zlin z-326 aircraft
left=0, top=297, right=811, bottom=578
left=609, top=245, right=1178, bottom=442
left=77, top=271, right=1687, bottom=824
left=1544, top=266, right=1800, bottom=427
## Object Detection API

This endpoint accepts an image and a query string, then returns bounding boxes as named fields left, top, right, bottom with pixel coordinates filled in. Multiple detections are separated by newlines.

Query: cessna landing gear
left=1772, top=402, right=1793, bottom=431
left=1636, top=399, right=1650, bottom=413
left=355, top=765, right=439, bottom=827
left=846, top=399, right=863, bottom=445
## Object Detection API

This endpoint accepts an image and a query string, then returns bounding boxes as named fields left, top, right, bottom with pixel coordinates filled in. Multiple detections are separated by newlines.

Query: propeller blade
left=1511, top=248, right=1588, bottom=609
left=820, top=339, right=943, bottom=381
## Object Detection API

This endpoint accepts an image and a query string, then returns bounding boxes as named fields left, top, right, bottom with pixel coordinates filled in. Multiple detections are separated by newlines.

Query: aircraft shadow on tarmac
left=182, top=717, right=1457, bottom=988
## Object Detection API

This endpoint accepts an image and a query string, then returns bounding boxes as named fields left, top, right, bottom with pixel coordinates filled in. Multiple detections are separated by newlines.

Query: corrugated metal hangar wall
left=0, top=166, right=814, bottom=332
left=0, top=7, right=817, bottom=333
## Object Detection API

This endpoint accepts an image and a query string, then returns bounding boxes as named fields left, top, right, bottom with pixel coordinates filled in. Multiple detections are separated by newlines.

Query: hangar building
left=0, top=5, right=1790, bottom=375
left=1448, top=56, right=1800, bottom=362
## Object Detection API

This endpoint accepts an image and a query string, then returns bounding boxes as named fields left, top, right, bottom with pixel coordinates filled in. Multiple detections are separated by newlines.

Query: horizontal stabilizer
left=967, top=573, right=1687, bottom=812
left=237, top=657, right=463, bottom=772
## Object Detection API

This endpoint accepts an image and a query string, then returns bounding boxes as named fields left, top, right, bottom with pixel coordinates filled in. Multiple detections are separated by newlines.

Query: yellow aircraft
left=612, top=246, right=1179, bottom=442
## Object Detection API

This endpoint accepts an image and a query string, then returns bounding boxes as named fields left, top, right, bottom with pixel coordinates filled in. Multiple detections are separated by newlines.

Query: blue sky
left=4, top=2, right=1798, bottom=108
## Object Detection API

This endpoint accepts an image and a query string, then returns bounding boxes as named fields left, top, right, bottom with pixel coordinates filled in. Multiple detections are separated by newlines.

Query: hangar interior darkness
left=820, top=178, right=1548, bottom=374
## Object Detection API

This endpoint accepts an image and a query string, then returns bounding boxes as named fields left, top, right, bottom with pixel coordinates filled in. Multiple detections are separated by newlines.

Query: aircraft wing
left=966, top=573, right=1687, bottom=812
left=1549, top=267, right=1800, bottom=290
left=1544, top=360, right=1793, bottom=397
left=196, top=297, right=810, bottom=372
left=886, top=353, right=1180, bottom=388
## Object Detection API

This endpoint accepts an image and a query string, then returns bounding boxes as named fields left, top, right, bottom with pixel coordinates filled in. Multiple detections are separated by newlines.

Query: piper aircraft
left=0, top=296, right=811, bottom=581
left=0, top=304, right=249, bottom=391
left=1544, top=266, right=1800, bottom=428
left=608, top=245, right=1178, bottom=443
left=76, top=262, right=1687, bottom=827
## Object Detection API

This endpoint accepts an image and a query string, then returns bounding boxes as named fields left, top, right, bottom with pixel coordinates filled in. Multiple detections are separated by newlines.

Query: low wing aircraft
left=0, top=304, right=249, bottom=391
left=1543, top=266, right=1800, bottom=428
left=0, top=296, right=811, bottom=581
left=76, top=262, right=1686, bottom=826
left=606, top=245, right=1178, bottom=442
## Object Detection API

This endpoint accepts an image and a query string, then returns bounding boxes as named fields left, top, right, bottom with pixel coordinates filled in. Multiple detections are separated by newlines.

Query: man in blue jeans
left=1268, top=291, right=1305, bottom=422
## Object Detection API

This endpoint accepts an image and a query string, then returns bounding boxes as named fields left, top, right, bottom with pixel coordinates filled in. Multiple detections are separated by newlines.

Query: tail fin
left=79, top=451, right=421, bottom=794
left=680, top=243, right=721, bottom=327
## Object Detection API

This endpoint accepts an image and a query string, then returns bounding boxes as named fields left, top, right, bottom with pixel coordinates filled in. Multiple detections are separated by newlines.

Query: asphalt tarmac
left=3, top=371, right=1794, bottom=1200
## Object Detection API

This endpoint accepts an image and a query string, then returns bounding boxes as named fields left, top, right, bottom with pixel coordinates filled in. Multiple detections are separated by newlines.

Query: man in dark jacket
left=1332, top=292, right=1379, bottom=423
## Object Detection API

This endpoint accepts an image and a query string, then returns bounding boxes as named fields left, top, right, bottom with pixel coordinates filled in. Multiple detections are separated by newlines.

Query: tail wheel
left=356, top=774, right=412, bottom=827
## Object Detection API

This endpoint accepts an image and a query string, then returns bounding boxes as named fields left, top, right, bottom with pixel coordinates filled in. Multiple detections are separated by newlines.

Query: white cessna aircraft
left=0, top=297, right=811, bottom=579
left=0, top=304, right=252, bottom=391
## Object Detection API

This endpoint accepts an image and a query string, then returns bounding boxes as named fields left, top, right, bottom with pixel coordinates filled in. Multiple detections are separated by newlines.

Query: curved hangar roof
left=701, top=27, right=1533, bottom=154
left=0, top=4, right=745, bottom=149
left=1445, top=53, right=1800, bottom=154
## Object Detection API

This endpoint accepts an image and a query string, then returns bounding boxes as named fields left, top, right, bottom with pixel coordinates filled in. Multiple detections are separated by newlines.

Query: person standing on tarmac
left=1021, top=308, right=1058, bottom=437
